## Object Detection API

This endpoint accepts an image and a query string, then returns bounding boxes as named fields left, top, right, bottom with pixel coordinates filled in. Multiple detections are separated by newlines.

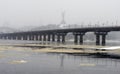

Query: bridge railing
left=0, top=23, right=119, bottom=34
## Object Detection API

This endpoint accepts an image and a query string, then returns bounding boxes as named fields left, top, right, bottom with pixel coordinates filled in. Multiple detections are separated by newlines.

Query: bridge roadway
left=0, top=26, right=120, bottom=46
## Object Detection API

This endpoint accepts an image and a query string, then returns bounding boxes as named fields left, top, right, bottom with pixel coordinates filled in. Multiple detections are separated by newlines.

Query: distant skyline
left=0, top=0, right=120, bottom=28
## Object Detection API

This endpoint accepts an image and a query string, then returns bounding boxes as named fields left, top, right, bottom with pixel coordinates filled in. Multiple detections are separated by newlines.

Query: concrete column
left=29, top=35, right=32, bottom=40
left=47, top=34, right=51, bottom=41
left=5, top=36, right=7, bottom=40
left=62, top=35, right=65, bottom=43
left=26, top=35, right=28, bottom=40
left=79, top=35, right=83, bottom=44
left=22, top=35, right=25, bottom=40
left=95, top=32, right=108, bottom=46
left=102, top=34, right=106, bottom=46
left=43, top=34, right=46, bottom=41
left=96, top=35, right=100, bottom=45
left=39, top=35, right=42, bottom=41
left=52, top=34, right=55, bottom=42
left=8, top=36, right=11, bottom=40
left=74, top=34, right=78, bottom=44
left=12, top=36, right=14, bottom=40
left=31, top=35, right=34, bottom=40
left=13, top=35, right=16, bottom=40
left=35, top=35, right=38, bottom=41
left=18, top=36, right=22, bottom=40
left=1, top=36, right=4, bottom=39
left=23, top=35, right=27, bottom=40
left=0, top=36, right=2, bottom=39
left=57, top=34, right=60, bottom=43
left=61, top=33, right=66, bottom=43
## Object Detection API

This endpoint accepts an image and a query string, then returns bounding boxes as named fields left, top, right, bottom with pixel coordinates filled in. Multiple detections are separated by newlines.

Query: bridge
left=0, top=26, right=120, bottom=46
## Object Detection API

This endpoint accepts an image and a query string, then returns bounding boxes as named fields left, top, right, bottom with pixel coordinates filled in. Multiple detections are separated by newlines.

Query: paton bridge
left=0, top=26, right=120, bottom=46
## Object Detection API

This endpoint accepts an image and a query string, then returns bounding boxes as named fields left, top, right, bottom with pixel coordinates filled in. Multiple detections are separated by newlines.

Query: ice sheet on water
left=99, top=46, right=120, bottom=50
left=9, top=60, right=27, bottom=64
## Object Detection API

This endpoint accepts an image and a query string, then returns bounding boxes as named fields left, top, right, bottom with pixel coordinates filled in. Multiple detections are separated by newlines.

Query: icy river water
left=0, top=40, right=120, bottom=74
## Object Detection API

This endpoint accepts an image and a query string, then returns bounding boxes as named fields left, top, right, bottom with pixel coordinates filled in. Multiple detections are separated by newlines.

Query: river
left=0, top=40, right=120, bottom=74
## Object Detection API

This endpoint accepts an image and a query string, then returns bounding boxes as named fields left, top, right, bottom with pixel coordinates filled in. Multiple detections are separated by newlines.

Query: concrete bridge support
left=56, top=33, right=67, bottom=43
left=47, top=34, right=51, bottom=41
left=28, top=35, right=34, bottom=40
left=43, top=34, right=46, bottom=41
left=52, top=34, right=55, bottom=42
left=28, top=35, right=32, bottom=40
left=96, top=35, right=100, bottom=45
left=35, top=35, right=39, bottom=41
left=95, top=32, right=108, bottom=46
left=2, top=36, right=5, bottom=39
left=62, top=34, right=65, bottom=43
left=12, top=35, right=16, bottom=40
left=4, top=36, right=7, bottom=40
left=0, top=36, right=2, bottom=39
left=102, top=34, right=106, bottom=46
left=74, top=34, right=78, bottom=44
left=31, top=35, right=34, bottom=40
left=17, top=36, right=22, bottom=40
left=38, top=35, right=42, bottom=41
left=73, top=32, right=85, bottom=45
left=57, top=34, right=60, bottom=43
left=79, top=33, right=85, bottom=45
left=7, top=36, right=11, bottom=40
left=79, top=35, right=83, bottom=44
left=23, top=35, right=27, bottom=40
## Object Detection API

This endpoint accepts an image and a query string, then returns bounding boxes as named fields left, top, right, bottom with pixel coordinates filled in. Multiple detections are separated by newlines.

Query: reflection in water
left=0, top=46, right=120, bottom=74
left=58, top=53, right=120, bottom=68
left=60, top=54, right=64, bottom=68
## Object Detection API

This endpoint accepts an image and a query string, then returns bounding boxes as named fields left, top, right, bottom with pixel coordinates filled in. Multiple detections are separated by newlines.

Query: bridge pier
left=0, top=35, right=3, bottom=39
left=31, top=35, right=34, bottom=40
left=12, top=35, right=16, bottom=40
left=10, top=36, right=13, bottom=40
left=56, top=33, right=67, bottom=43
left=43, top=34, right=46, bottom=41
left=7, top=36, right=11, bottom=40
left=102, top=34, right=106, bottom=46
left=73, top=32, right=85, bottom=45
left=61, top=33, right=67, bottom=43
left=25, top=35, right=28, bottom=40
left=73, top=34, right=78, bottom=44
left=47, top=34, right=51, bottom=41
left=16, top=36, right=20, bottom=40
left=35, top=35, right=38, bottom=41
left=3, top=36, right=7, bottom=40
left=79, top=33, right=85, bottom=45
left=28, top=35, right=31, bottom=40
left=57, top=34, right=60, bottom=43
left=11, top=35, right=15, bottom=40
left=79, top=35, right=83, bottom=44
left=62, top=34, right=65, bottom=43
left=95, top=32, right=108, bottom=46
left=22, top=35, right=25, bottom=40
left=38, top=35, right=42, bottom=41
left=96, top=35, right=100, bottom=45
left=52, top=34, right=55, bottom=42
left=2, top=36, right=5, bottom=39
left=23, top=35, right=28, bottom=40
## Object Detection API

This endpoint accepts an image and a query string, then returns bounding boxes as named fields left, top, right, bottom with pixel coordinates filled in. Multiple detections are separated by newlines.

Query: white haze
left=0, top=0, right=120, bottom=28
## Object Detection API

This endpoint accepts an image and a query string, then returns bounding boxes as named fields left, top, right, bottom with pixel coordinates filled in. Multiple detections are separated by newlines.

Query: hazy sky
left=0, top=0, right=120, bottom=28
